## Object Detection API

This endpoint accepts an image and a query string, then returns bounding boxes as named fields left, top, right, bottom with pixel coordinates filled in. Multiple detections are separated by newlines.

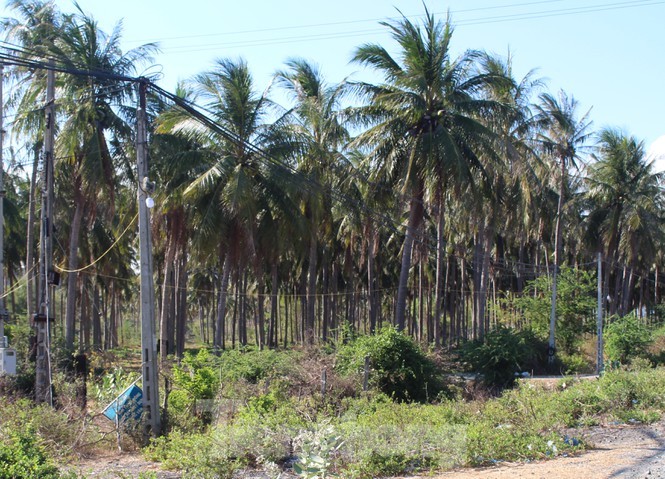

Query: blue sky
left=2, top=0, right=664, bottom=156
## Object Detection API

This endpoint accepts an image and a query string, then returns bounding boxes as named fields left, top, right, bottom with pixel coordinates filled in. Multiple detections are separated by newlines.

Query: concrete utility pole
left=597, top=252, right=604, bottom=374
left=35, top=65, right=55, bottom=404
left=0, top=63, right=6, bottom=344
left=136, top=80, right=160, bottom=437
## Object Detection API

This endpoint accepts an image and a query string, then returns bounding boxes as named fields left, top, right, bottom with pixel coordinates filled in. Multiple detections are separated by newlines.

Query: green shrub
left=336, top=327, right=444, bottom=402
left=146, top=430, right=238, bottom=478
left=219, top=348, right=297, bottom=384
left=605, top=315, right=653, bottom=364
left=559, top=353, right=593, bottom=374
left=147, top=407, right=298, bottom=477
left=460, top=327, right=546, bottom=388
left=173, top=349, right=220, bottom=400
left=167, top=349, right=221, bottom=431
left=511, top=267, right=596, bottom=354
left=293, top=422, right=343, bottom=478
left=0, top=430, right=62, bottom=479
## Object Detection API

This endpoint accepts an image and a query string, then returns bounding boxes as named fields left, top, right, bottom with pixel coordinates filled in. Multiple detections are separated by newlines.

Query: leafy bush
left=512, top=267, right=596, bottom=354
left=604, top=315, right=653, bottom=364
left=173, top=349, right=220, bottom=400
left=338, top=414, right=466, bottom=477
left=336, top=327, right=444, bottom=402
left=147, top=404, right=300, bottom=477
left=167, top=349, right=221, bottom=431
left=146, top=430, right=238, bottom=479
left=0, top=430, right=63, bottom=479
left=219, top=348, right=297, bottom=384
left=460, top=327, right=546, bottom=388
left=293, top=422, right=343, bottom=478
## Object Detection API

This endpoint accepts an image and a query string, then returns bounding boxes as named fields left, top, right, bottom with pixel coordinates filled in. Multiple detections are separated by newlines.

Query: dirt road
left=417, top=421, right=665, bottom=479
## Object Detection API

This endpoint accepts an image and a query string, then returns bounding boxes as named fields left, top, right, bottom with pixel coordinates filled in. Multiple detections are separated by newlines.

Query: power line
left=149, top=0, right=663, bottom=55
left=126, top=0, right=567, bottom=45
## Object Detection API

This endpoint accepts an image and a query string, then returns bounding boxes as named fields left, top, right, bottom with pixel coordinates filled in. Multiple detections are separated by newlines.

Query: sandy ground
left=66, top=420, right=665, bottom=479
left=415, top=420, right=665, bottom=479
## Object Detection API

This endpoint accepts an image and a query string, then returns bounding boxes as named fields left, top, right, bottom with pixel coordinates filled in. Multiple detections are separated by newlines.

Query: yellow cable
left=0, top=263, right=38, bottom=299
left=56, top=213, right=138, bottom=274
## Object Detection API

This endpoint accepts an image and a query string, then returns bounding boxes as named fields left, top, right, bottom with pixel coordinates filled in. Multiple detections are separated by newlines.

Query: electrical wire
left=54, top=213, right=138, bottom=273
left=152, top=0, right=664, bottom=54
left=127, top=0, right=567, bottom=44
left=0, top=263, right=37, bottom=299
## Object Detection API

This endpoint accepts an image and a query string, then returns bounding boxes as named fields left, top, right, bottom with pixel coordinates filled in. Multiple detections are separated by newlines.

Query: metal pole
left=137, top=81, right=160, bottom=437
left=597, top=252, right=604, bottom=374
left=35, top=64, right=55, bottom=404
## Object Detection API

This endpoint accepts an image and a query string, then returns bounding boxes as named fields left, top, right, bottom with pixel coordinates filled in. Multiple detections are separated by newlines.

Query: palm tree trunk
left=549, top=157, right=566, bottom=365
left=79, top=277, right=89, bottom=350
left=269, top=262, right=279, bottom=348
left=322, top=261, right=329, bottom=342
left=65, top=191, right=84, bottom=350
left=603, top=206, right=622, bottom=315
left=176, top=249, right=188, bottom=357
left=241, top=270, right=248, bottom=346
left=306, top=226, right=317, bottom=344
left=109, top=283, right=117, bottom=348
left=215, top=254, right=231, bottom=351
left=476, top=220, right=494, bottom=341
left=159, top=234, right=176, bottom=360
left=26, top=145, right=40, bottom=317
left=418, top=258, right=424, bottom=341
left=434, top=194, right=445, bottom=346
left=256, top=266, right=266, bottom=350
left=198, top=298, right=205, bottom=343
left=367, top=230, right=377, bottom=333
left=396, top=187, right=424, bottom=331
left=92, top=280, right=101, bottom=349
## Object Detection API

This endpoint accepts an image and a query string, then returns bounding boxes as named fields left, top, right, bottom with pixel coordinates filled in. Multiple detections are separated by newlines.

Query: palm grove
left=1, top=1, right=663, bottom=365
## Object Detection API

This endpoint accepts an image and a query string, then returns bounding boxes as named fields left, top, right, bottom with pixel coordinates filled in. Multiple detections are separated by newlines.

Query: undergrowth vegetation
left=2, top=326, right=665, bottom=478
left=144, top=365, right=665, bottom=477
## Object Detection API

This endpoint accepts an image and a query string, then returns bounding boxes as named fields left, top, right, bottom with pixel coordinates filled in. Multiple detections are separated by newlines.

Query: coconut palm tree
left=350, top=9, right=509, bottom=331
left=586, top=128, right=664, bottom=315
left=274, top=58, right=350, bottom=343
left=2, top=0, right=61, bottom=318
left=535, top=91, right=592, bottom=364
left=171, top=58, right=294, bottom=350
left=47, top=7, right=157, bottom=350
left=467, top=52, right=543, bottom=338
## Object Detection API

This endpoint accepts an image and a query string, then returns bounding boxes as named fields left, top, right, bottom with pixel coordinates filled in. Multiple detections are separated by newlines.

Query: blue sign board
left=102, top=383, right=143, bottom=424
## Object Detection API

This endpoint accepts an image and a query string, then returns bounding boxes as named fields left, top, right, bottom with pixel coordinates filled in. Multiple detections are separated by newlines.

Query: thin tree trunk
left=396, top=186, right=424, bottom=331
left=269, top=263, right=279, bottom=348
left=256, top=266, right=266, bottom=350
left=241, top=270, right=248, bottom=346
left=92, top=281, right=101, bottom=350
left=306, top=226, right=317, bottom=344
left=26, top=145, right=40, bottom=317
left=477, top=220, right=494, bottom=341
left=367, top=230, right=377, bottom=334
left=79, top=278, right=88, bottom=350
left=159, top=234, right=176, bottom=360
left=65, top=189, right=84, bottom=350
left=322, top=261, right=329, bottom=342
left=418, top=258, right=424, bottom=342
left=549, top=157, right=566, bottom=364
left=215, top=254, right=231, bottom=351
left=434, top=194, right=445, bottom=347
left=176, top=249, right=188, bottom=357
